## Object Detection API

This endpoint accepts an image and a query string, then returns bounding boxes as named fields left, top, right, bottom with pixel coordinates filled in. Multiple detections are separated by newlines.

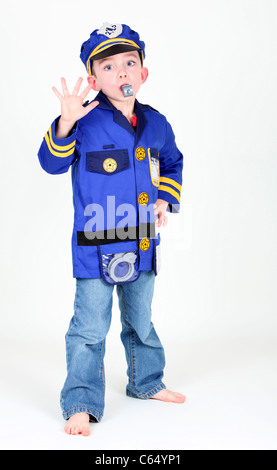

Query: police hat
left=80, top=23, right=146, bottom=75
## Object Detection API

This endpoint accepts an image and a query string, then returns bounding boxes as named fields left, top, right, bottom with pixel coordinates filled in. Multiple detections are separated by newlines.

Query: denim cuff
left=126, top=382, right=166, bottom=400
left=62, top=406, right=102, bottom=423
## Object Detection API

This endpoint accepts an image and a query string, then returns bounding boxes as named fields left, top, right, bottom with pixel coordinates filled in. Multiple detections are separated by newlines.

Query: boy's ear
left=87, top=75, right=101, bottom=91
left=141, top=67, right=149, bottom=85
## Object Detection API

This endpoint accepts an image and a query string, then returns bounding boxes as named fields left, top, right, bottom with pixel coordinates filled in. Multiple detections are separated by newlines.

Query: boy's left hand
left=154, top=199, right=169, bottom=227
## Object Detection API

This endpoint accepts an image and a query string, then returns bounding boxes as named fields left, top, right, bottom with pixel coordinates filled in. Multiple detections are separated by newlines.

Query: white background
left=0, top=0, right=276, bottom=450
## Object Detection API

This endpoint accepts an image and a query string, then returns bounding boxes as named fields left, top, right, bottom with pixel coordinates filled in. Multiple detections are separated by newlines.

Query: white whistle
left=121, top=84, right=133, bottom=97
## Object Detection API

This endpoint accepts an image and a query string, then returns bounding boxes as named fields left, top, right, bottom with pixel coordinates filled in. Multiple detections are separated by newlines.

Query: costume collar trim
left=94, top=91, right=148, bottom=142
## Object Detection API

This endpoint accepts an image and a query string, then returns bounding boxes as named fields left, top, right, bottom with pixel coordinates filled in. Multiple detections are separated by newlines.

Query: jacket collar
left=94, top=91, right=148, bottom=144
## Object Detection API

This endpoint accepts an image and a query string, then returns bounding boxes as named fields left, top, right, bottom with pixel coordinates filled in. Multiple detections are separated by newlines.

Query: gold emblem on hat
left=103, top=158, right=117, bottom=173
left=135, top=147, right=146, bottom=161
left=140, top=238, right=150, bottom=251
left=138, top=192, right=149, bottom=205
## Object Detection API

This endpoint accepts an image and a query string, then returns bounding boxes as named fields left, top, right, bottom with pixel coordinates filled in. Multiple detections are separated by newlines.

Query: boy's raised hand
left=52, top=77, right=99, bottom=138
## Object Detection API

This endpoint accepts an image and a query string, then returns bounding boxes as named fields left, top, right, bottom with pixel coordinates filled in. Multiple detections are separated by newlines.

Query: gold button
left=135, top=147, right=146, bottom=161
left=103, top=158, right=117, bottom=173
left=138, top=192, right=149, bottom=205
left=140, top=238, right=150, bottom=251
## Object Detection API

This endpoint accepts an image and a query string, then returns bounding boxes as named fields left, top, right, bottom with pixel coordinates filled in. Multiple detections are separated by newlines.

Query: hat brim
left=91, top=44, right=142, bottom=61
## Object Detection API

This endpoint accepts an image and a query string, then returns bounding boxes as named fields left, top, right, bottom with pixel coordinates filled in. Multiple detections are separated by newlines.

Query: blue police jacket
left=38, top=91, right=183, bottom=280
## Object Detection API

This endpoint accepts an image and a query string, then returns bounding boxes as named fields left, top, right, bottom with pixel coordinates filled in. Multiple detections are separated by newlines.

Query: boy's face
left=87, top=50, right=148, bottom=104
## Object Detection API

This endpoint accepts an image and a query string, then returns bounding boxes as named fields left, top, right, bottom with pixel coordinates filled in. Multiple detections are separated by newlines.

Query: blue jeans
left=60, top=271, right=166, bottom=422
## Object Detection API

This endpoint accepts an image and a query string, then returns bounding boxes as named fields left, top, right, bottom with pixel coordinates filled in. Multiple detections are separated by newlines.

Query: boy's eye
left=104, top=65, right=113, bottom=71
left=127, top=61, right=135, bottom=66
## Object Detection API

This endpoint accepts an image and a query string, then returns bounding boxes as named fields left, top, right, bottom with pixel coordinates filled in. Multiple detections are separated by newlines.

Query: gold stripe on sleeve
left=158, top=185, right=181, bottom=203
left=44, top=132, right=75, bottom=158
left=48, top=126, right=76, bottom=151
left=159, top=177, right=182, bottom=192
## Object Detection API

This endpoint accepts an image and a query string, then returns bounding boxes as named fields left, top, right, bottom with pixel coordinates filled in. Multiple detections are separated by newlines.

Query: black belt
left=77, top=223, right=156, bottom=246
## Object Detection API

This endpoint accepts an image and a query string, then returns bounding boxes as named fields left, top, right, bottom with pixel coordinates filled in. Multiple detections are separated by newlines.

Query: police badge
left=97, top=23, right=123, bottom=38
left=148, top=148, right=160, bottom=187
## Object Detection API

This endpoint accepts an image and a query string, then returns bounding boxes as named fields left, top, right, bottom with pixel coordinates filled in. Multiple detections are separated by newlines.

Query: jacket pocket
left=98, top=241, right=140, bottom=285
left=86, top=149, right=129, bottom=175
left=148, top=148, right=160, bottom=187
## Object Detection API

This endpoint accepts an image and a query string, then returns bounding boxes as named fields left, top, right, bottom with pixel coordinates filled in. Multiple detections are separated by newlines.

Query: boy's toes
left=64, top=424, right=71, bottom=435
left=151, top=389, right=186, bottom=403
left=64, top=412, right=90, bottom=436
left=82, top=426, right=90, bottom=437
left=73, top=425, right=80, bottom=435
left=174, top=393, right=186, bottom=403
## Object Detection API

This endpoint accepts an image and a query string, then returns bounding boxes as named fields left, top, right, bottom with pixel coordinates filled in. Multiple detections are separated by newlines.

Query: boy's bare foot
left=151, top=389, right=186, bottom=403
left=64, top=412, right=90, bottom=436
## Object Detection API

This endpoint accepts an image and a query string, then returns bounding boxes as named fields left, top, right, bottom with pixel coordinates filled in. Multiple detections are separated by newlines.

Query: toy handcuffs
left=107, top=252, right=137, bottom=283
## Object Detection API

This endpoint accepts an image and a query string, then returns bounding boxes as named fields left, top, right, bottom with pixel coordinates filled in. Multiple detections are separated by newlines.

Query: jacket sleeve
left=158, top=119, right=183, bottom=213
left=37, top=117, right=79, bottom=174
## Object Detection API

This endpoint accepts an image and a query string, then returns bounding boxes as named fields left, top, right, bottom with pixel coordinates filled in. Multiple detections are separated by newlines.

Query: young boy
left=38, top=23, right=185, bottom=437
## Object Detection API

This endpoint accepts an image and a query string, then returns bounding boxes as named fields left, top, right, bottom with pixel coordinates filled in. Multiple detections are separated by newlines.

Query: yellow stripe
left=86, top=38, right=143, bottom=74
left=91, top=38, right=140, bottom=56
left=158, top=185, right=181, bottom=203
left=159, top=177, right=182, bottom=192
left=44, top=132, right=75, bottom=158
left=48, top=126, right=76, bottom=151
